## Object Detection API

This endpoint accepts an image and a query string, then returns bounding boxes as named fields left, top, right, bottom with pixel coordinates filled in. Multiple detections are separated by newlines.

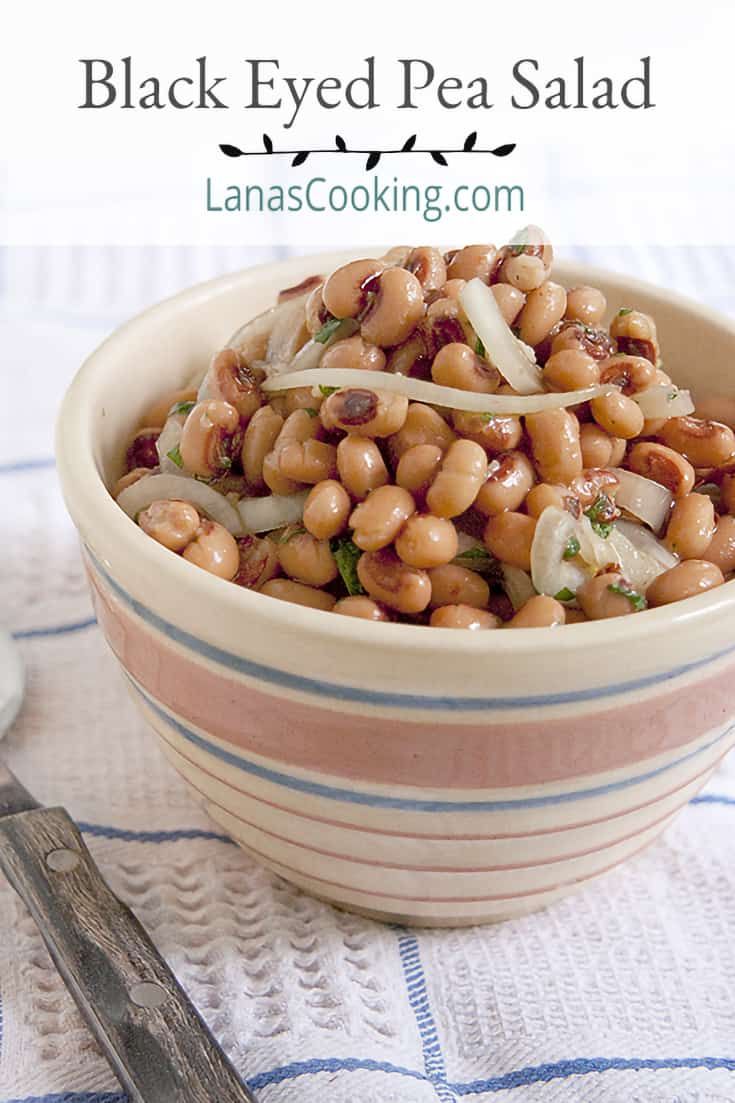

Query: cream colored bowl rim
left=55, top=252, right=735, bottom=657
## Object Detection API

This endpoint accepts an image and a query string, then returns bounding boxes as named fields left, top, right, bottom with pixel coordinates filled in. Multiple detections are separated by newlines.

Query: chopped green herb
left=510, top=242, right=527, bottom=257
left=608, top=582, right=647, bottom=612
left=667, top=390, right=678, bottom=401
left=319, top=385, right=339, bottom=397
left=563, top=536, right=581, bottom=560
left=166, top=444, right=183, bottom=468
left=330, top=536, right=365, bottom=596
left=169, top=400, right=196, bottom=417
left=314, top=316, right=343, bottom=344
left=304, top=407, right=319, bottom=418
left=554, top=587, right=576, bottom=602
left=475, top=336, right=486, bottom=358
left=455, top=546, right=492, bottom=563
left=585, top=494, right=616, bottom=539
left=479, top=412, right=496, bottom=425
left=617, top=307, right=633, bottom=316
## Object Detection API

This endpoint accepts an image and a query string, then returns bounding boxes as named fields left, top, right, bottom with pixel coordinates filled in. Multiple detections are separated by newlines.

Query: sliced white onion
left=237, top=492, right=309, bottom=534
left=459, top=277, right=544, bottom=395
left=226, top=304, right=282, bottom=357
left=117, top=474, right=243, bottom=535
left=615, top=519, right=679, bottom=570
left=156, top=414, right=184, bottom=474
left=502, top=565, right=537, bottom=610
left=262, top=368, right=615, bottom=416
left=266, top=296, right=310, bottom=364
left=612, top=468, right=674, bottom=534
left=530, top=507, right=589, bottom=599
left=632, top=385, right=694, bottom=420
left=607, top=527, right=669, bottom=592
left=576, top=515, right=616, bottom=571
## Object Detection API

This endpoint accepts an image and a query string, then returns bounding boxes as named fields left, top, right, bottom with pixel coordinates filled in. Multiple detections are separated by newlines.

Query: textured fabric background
left=1, top=245, right=735, bottom=1102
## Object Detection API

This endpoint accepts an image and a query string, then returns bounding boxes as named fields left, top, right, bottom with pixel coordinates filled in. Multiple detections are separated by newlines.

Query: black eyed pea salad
left=116, top=228, right=735, bottom=629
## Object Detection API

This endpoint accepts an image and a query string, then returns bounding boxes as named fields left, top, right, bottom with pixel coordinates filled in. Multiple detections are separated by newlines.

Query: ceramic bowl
left=56, top=252, right=735, bottom=926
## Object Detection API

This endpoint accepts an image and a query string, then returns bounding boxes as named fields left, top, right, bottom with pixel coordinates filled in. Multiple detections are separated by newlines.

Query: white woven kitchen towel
left=1, top=245, right=735, bottom=1103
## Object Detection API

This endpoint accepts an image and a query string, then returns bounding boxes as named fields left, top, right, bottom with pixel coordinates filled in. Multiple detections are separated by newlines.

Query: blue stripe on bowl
left=130, top=676, right=735, bottom=813
left=90, top=551, right=735, bottom=713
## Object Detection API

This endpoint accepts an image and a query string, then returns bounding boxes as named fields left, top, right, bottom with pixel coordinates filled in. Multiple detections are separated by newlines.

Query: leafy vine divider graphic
left=220, top=133, right=516, bottom=170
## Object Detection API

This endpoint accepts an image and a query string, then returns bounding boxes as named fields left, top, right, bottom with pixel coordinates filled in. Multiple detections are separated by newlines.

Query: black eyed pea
left=659, top=417, right=735, bottom=469
left=507, top=595, right=566, bottom=628
left=263, top=408, right=321, bottom=494
left=277, top=439, right=338, bottom=484
left=542, top=350, right=600, bottom=393
left=357, top=547, right=432, bottom=614
left=332, top=596, right=391, bottom=621
left=429, top=605, right=501, bottom=629
left=233, top=535, right=280, bottom=589
left=388, top=403, right=457, bottom=461
left=499, top=226, right=553, bottom=291
left=394, top=514, right=459, bottom=569
left=322, top=259, right=386, bottom=319
left=406, top=246, right=447, bottom=292
left=474, top=451, right=535, bottom=517
left=360, top=267, right=425, bottom=347
left=260, top=578, right=337, bottom=611
left=441, top=278, right=467, bottom=301
left=646, top=560, right=724, bottom=606
left=664, top=493, right=716, bottom=559
left=395, top=444, right=444, bottom=501
left=579, top=423, right=622, bottom=469
left=278, top=387, right=323, bottom=417
left=525, top=409, right=583, bottom=485
left=320, top=388, right=409, bottom=438
left=179, top=400, right=242, bottom=478
left=349, top=485, right=416, bottom=552
left=446, top=244, right=497, bottom=283
left=564, top=286, right=607, bottom=327
left=483, top=511, right=537, bottom=571
left=627, top=442, right=695, bottom=498
left=609, top=308, right=659, bottom=364
left=336, top=436, right=390, bottom=500
left=241, top=405, right=284, bottom=490
left=599, top=354, right=656, bottom=395
left=303, top=479, right=352, bottom=540
left=517, top=281, right=567, bottom=348
left=524, top=482, right=572, bottom=519
left=428, top=564, right=490, bottom=609
left=320, top=334, right=387, bottom=372
left=702, top=515, right=735, bottom=574
left=590, top=392, right=645, bottom=440
left=431, top=342, right=501, bottom=394
left=138, top=499, right=201, bottom=552
left=450, top=411, right=523, bottom=456
left=550, top=321, right=617, bottom=362
left=426, top=439, right=489, bottom=518
left=207, top=348, right=262, bottom=420
left=182, top=518, right=240, bottom=580
left=491, top=283, right=526, bottom=325
left=577, top=571, right=642, bottom=619
left=276, top=527, right=338, bottom=588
